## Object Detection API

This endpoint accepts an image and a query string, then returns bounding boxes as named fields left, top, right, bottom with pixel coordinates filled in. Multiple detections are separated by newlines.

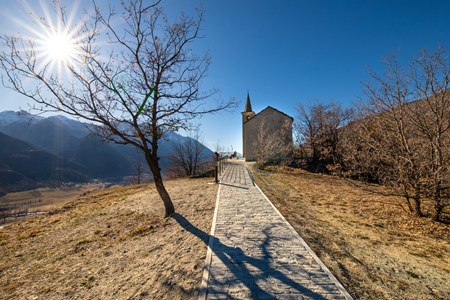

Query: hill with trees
left=293, top=49, right=450, bottom=223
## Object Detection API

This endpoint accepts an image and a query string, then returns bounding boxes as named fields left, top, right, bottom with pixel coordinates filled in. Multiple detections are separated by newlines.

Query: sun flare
left=43, top=30, right=77, bottom=64
left=34, top=23, right=83, bottom=78
left=9, top=0, right=91, bottom=78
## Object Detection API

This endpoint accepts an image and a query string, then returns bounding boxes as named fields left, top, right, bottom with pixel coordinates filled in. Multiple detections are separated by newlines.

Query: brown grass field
left=1, top=166, right=449, bottom=299
left=251, top=165, right=450, bottom=300
left=0, top=178, right=217, bottom=299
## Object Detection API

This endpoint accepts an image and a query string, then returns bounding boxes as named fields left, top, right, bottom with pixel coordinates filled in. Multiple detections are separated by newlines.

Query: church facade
left=242, top=93, right=293, bottom=161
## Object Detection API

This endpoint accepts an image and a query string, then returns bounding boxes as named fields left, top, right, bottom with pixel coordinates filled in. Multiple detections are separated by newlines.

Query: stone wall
left=243, top=107, right=293, bottom=161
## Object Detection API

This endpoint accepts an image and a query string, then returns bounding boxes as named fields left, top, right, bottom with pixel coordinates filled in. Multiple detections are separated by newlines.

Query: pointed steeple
left=244, top=92, right=253, bottom=112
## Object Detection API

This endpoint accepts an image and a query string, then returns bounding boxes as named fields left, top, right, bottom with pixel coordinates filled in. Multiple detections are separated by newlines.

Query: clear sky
left=1, top=0, right=450, bottom=152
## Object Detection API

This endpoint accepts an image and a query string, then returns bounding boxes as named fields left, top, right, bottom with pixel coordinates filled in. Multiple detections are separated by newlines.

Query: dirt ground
left=0, top=178, right=217, bottom=299
left=251, top=165, right=450, bottom=300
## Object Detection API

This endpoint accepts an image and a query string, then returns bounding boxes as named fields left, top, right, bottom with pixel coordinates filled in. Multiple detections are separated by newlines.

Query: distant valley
left=0, top=111, right=213, bottom=195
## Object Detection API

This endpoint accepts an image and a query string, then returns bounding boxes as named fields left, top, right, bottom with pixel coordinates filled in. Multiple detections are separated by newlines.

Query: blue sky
left=1, top=0, right=450, bottom=152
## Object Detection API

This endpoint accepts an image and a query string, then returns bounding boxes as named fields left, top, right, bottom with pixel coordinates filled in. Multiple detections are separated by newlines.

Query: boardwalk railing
left=214, top=152, right=231, bottom=183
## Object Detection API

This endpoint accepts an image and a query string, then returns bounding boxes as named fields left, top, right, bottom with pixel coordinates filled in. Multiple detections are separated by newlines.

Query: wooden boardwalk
left=199, top=160, right=353, bottom=300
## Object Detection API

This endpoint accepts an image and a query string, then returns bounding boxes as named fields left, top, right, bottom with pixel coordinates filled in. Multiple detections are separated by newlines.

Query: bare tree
left=339, top=49, right=450, bottom=221
left=167, top=129, right=210, bottom=177
left=296, top=102, right=353, bottom=171
left=0, top=0, right=235, bottom=216
left=256, top=119, right=293, bottom=167
left=408, top=48, right=450, bottom=221
left=361, top=55, right=424, bottom=216
left=131, top=161, right=149, bottom=184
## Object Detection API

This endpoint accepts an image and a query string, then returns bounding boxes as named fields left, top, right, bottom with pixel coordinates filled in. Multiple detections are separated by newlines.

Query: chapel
left=241, top=93, right=293, bottom=161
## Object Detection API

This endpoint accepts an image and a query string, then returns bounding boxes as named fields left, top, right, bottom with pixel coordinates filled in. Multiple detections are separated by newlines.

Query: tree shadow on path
left=171, top=213, right=330, bottom=299
left=219, top=183, right=249, bottom=190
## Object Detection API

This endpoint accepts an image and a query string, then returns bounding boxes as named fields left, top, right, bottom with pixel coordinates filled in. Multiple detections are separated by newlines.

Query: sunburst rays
left=10, top=0, right=93, bottom=79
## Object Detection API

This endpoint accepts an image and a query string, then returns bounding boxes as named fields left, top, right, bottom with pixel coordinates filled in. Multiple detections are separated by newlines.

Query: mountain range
left=0, top=111, right=213, bottom=195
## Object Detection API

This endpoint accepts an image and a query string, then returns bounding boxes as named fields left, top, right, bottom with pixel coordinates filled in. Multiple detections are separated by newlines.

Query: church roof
left=243, top=106, right=293, bottom=124
left=244, top=92, right=253, bottom=112
left=258, top=106, right=294, bottom=121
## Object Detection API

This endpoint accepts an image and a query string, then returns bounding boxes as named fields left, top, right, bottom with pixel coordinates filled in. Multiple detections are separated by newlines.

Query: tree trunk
left=413, top=197, right=422, bottom=217
left=432, top=204, right=443, bottom=222
left=145, top=151, right=175, bottom=217
left=432, top=181, right=443, bottom=222
left=153, top=172, right=175, bottom=217
left=413, top=183, right=423, bottom=217
left=404, top=194, right=414, bottom=213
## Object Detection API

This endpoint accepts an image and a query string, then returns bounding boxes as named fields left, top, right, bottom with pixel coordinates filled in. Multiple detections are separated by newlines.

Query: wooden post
left=215, top=166, right=218, bottom=183
left=214, top=151, right=220, bottom=183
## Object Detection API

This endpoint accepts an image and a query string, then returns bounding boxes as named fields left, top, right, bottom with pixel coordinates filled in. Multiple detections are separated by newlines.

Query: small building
left=242, top=93, right=293, bottom=161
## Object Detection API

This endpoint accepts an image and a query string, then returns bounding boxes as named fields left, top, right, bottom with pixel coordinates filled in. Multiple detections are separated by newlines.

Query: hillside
left=0, top=178, right=217, bottom=299
left=0, top=112, right=88, bottom=157
left=0, top=132, right=89, bottom=195
left=252, top=165, right=450, bottom=300
left=2, top=161, right=449, bottom=299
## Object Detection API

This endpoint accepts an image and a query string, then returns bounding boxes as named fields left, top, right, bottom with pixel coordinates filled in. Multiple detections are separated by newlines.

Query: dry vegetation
left=0, top=178, right=217, bottom=299
left=292, top=50, right=450, bottom=222
left=252, top=165, right=450, bottom=300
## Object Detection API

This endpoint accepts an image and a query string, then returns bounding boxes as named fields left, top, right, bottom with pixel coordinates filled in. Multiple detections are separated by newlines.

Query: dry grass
left=252, top=165, right=450, bottom=300
left=0, top=178, right=217, bottom=299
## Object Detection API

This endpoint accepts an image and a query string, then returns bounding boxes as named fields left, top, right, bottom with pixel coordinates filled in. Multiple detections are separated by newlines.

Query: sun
left=9, top=0, right=89, bottom=78
left=34, top=23, right=83, bottom=78
left=42, top=30, right=77, bottom=65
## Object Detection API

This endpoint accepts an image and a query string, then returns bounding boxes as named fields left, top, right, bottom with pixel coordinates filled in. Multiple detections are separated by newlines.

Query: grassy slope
left=0, top=178, right=217, bottom=300
left=2, top=165, right=449, bottom=300
left=252, top=166, right=450, bottom=300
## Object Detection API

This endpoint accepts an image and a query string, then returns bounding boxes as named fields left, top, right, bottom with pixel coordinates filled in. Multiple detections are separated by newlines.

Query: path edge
left=198, top=182, right=222, bottom=300
left=251, top=171, right=354, bottom=300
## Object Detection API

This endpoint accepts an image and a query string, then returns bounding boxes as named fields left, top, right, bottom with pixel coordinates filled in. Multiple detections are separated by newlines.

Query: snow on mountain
left=0, top=110, right=43, bottom=127
left=0, top=111, right=20, bottom=127
left=47, top=115, right=75, bottom=126
left=46, top=115, right=91, bottom=137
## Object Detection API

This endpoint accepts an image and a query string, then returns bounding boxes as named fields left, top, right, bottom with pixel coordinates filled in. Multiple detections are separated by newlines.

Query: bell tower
left=242, top=92, right=255, bottom=158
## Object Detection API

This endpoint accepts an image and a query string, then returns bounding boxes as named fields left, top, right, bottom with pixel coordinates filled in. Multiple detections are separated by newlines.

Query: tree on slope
left=168, top=128, right=210, bottom=177
left=339, top=49, right=450, bottom=221
left=0, top=0, right=234, bottom=217
left=296, top=102, right=353, bottom=171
